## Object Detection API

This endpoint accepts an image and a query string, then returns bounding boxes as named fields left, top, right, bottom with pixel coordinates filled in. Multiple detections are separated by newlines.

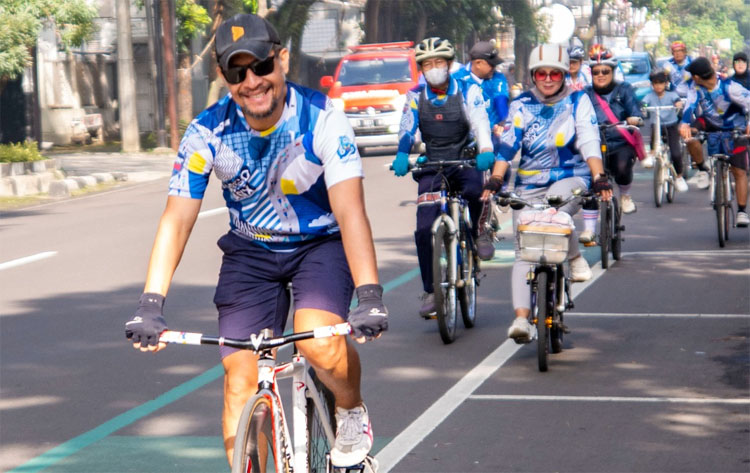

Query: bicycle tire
left=653, top=157, right=664, bottom=207
left=306, top=368, right=336, bottom=473
left=433, top=222, right=458, bottom=344
left=715, top=161, right=726, bottom=248
left=550, top=269, right=564, bottom=354
left=232, top=394, right=289, bottom=473
left=458, top=227, right=477, bottom=329
left=665, top=160, right=675, bottom=203
left=723, top=169, right=732, bottom=242
left=535, top=270, right=550, bottom=372
left=599, top=201, right=610, bottom=269
left=612, top=196, right=622, bottom=261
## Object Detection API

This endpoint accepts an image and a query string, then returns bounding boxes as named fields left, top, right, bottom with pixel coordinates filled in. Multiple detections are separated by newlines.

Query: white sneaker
left=578, top=230, right=596, bottom=245
left=507, top=317, right=534, bottom=343
left=694, top=171, right=710, bottom=190
left=675, top=176, right=688, bottom=193
left=621, top=194, right=637, bottom=214
left=569, top=255, right=593, bottom=282
left=737, top=211, right=750, bottom=228
left=641, top=155, right=654, bottom=168
left=331, top=404, right=373, bottom=467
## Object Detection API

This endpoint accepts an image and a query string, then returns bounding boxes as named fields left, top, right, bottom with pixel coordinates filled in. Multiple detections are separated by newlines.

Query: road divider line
left=623, top=249, right=750, bottom=256
left=377, top=259, right=606, bottom=472
left=468, top=394, right=750, bottom=404
left=567, top=312, right=750, bottom=318
left=0, top=251, right=57, bottom=271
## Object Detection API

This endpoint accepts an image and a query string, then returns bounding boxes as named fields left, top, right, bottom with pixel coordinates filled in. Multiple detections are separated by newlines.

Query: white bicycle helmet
left=415, top=37, right=455, bottom=64
left=528, top=43, right=570, bottom=73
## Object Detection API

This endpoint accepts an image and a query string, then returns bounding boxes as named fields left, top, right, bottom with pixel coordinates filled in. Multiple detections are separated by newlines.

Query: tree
left=661, top=0, right=746, bottom=57
left=0, top=0, right=97, bottom=95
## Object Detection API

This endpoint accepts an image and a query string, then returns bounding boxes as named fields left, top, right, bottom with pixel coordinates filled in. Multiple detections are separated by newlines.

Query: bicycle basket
left=517, top=209, right=574, bottom=264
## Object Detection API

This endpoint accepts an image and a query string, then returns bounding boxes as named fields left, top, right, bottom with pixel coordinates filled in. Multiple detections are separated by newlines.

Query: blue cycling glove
left=392, top=152, right=410, bottom=177
left=126, top=293, right=168, bottom=348
left=476, top=151, right=495, bottom=172
left=348, top=284, right=388, bottom=340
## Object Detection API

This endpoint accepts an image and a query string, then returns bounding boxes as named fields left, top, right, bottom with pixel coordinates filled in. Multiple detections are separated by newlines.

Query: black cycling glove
left=592, top=175, right=613, bottom=194
left=348, top=284, right=388, bottom=340
left=125, top=293, right=168, bottom=348
left=483, top=175, right=504, bottom=193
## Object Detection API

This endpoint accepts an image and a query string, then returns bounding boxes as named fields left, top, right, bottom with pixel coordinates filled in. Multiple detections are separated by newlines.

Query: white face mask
left=424, top=66, right=449, bottom=86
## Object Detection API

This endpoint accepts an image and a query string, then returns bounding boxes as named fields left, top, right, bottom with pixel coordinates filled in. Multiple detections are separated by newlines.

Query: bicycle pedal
left=420, top=313, right=437, bottom=320
left=583, top=241, right=598, bottom=247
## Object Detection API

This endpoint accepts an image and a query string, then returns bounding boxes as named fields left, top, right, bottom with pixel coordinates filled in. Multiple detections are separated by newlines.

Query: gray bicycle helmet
left=415, top=37, right=455, bottom=64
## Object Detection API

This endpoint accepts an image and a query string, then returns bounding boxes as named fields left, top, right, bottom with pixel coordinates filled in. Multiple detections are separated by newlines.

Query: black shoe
left=476, top=233, right=496, bottom=261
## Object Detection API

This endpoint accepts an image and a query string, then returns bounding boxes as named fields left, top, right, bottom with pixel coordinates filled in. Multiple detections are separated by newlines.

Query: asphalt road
left=1, top=152, right=748, bottom=473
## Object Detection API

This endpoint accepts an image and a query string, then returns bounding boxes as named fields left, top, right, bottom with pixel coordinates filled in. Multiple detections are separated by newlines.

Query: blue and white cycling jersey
left=682, top=78, right=750, bottom=130
left=453, top=64, right=509, bottom=126
left=169, top=82, right=363, bottom=248
left=663, top=56, right=693, bottom=98
left=498, top=90, right=601, bottom=190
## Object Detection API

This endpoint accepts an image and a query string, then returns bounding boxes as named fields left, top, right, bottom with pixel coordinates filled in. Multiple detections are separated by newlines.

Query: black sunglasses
left=591, top=68, right=612, bottom=76
left=223, top=55, right=276, bottom=84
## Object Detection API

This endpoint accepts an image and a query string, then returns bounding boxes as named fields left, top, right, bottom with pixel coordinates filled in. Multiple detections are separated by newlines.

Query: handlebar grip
left=160, top=330, right=203, bottom=345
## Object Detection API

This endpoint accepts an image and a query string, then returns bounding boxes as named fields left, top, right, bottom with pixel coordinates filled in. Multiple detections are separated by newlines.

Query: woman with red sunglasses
left=480, top=43, right=612, bottom=343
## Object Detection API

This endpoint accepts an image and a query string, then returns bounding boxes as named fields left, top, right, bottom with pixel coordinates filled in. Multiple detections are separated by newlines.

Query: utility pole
left=116, top=0, right=141, bottom=152
left=161, top=0, right=179, bottom=150
left=144, top=0, right=167, bottom=148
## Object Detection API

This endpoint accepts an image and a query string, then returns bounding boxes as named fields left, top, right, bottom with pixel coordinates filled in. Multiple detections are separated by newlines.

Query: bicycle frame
left=160, top=323, right=350, bottom=473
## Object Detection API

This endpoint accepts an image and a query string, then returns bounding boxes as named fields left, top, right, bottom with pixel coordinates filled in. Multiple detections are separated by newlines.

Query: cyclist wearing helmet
left=454, top=40, right=511, bottom=260
left=663, top=41, right=693, bottom=98
left=680, top=56, right=750, bottom=227
left=585, top=44, right=644, bottom=215
left=566, top=37, right=591, bottom=91
left=392, top=36, right=494, bottom=318
left=481, top=43, right=611, bottom=343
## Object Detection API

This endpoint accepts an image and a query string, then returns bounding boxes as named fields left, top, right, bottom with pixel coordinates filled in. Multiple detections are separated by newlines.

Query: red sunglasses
left=534, top=69, right=564, bottom=82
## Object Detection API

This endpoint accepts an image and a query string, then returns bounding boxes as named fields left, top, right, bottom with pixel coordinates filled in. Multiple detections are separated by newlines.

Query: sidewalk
left=0, top=151, right=176, bottom=198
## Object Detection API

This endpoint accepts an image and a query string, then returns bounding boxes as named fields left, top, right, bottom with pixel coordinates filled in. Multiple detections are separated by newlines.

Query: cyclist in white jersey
left=125, top=13, right=387, bottom=468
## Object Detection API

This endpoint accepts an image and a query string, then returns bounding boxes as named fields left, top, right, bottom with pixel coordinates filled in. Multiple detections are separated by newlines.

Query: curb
left=1, top=170, right=128, bottom=198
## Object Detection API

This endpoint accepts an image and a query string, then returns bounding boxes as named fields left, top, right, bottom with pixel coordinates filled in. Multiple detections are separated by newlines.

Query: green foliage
left=177, top=0, right=211, bottom=54
left=0, top=0, right=97, bottom=82
left=0, top=141, right=44, bottom=163
left=660, top=0, right=746, bottom=56
left=241, top=0, right=257, bottom=14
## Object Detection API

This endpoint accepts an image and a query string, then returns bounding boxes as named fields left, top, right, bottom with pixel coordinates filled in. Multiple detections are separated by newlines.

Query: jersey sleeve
left=398, top=89, right=420, bottom=154
left=168, top=121, right=215, bottom=199
left=312, top=107, right=364, bottom=188
left=464, top=82, right=493, bottom=151
left=497, top=100, right=524, bottom=161
left=681, top=87, right=699, bottom=124
left=727, top=81, right=750, bottom=114
left=575, top=93, right=602, bottom=160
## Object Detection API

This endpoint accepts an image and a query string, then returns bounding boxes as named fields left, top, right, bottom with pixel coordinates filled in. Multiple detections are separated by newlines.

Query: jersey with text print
left=169, top=82, right=363, bottom=247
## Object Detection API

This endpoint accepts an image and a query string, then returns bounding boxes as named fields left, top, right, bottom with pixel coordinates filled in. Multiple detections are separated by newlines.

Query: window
left=338, top=58, right=412, bottom=86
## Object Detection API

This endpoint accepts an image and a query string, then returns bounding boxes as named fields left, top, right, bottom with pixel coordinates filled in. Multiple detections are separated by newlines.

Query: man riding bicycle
left=125, top=13, right=388, bottom=468
left=482, top=43, right=612, bottom=343
left=454, top=40, right=511, bottom=260
left=565, top=37, right=591, bottom=91
left=680, top=56, right=750, bottom=227
left=663, top=41, right=693, bottom=99
left=391, top=36, right=495, bottom=318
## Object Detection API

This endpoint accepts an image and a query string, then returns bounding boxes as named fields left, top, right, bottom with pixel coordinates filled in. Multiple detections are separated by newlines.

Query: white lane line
left=623, top=249, right=750, bottom=256
left=469, top=394, right=750, bottom=404
left=567, top=312, right=750, bottom=318
left=377, top=259, right=606, bottom=472
left=198, top=207, right=227, bottom=219
left=0, top=251, right=58, bottom=271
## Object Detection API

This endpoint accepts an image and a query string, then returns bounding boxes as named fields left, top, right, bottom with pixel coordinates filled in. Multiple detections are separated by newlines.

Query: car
left=319, top=42, right=419, bottom=154
left=619, top=51, right=655, bottom=103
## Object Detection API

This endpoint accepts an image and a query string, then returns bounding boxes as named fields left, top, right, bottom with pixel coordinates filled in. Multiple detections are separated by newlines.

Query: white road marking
left=377, top=258, right=607, bottom=472
left=468, top=394, right=750, bottom=404
left=198, top=207, right=227, bottom=219
left=623, top=249, right=750, bottom=256
left=567, top=312, right=750, bottom=318
left=0, top=251, right=57, bottom=271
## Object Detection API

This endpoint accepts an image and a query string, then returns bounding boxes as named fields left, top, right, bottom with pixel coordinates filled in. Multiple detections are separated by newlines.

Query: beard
left=242, top=95, right=280, bottom=120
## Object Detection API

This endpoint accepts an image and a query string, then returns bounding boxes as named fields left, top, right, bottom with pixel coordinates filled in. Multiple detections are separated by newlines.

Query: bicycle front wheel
left=715, top=162, right=726, bottom=248
left=653, top=157, right=664, bottom=207
left=612, top=197, right=623, bottom=261
left=599, top=201, right=611, bottom=269
left=665, top=160, right=676, bottom=203
left=535, top=270, right=550, bottom=372
left=307, top=369, right=336, bottom=473
left=433, top=222, right=458, bottom=344
left=232, top=394, right=289, bottom=473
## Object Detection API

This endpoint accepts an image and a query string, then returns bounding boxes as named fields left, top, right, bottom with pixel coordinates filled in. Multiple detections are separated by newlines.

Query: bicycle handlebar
left=599, top=122, right=641, bottom=131
left=493, top=189, right=590, bottom=210
left=389, top=158, right=477, bottom=173
left=693, top=129, right=750, bottom=144
left=159, top=323, right=352, bottom=352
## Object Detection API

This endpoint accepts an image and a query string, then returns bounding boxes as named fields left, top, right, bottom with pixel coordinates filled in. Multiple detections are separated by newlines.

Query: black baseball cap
left=733, top=51, right=748, bottom=63
left=469, top=41, right=502, bottom=67
left=215, top=14, right=281, bottom=70
left=685, top=56, right=714, bottom=79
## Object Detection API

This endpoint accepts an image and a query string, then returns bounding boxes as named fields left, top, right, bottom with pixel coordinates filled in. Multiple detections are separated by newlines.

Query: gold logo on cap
left=232, top=26, right=244, bottom=41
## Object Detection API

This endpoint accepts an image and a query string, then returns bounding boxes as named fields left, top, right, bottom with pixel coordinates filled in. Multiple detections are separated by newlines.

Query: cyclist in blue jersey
left=566, top=37, right=591, bottom=91
left=391, top=36, right=495, bottom=318
left=125, top=14, right=387, bottom=468
left=663, top=41, right=693, bottom=99
left=680, top=56, right=750, bottom=227
left=481, top=43, right=611, bottom=343
left=453, top=40, right=510, bottom=260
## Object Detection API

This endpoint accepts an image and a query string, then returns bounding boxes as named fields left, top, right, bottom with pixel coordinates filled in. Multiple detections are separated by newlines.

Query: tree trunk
left=161, top=0, right=179, bottom=150
left=177, top=56, right=193, bottom=124
left=116, top=0, right=141, bottom=152
left=365, top=0, right=380, bottom=43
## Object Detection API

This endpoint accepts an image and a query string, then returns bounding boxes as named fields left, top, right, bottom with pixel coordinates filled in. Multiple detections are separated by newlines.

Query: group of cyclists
left=123, top=11, right=750, bottom=470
